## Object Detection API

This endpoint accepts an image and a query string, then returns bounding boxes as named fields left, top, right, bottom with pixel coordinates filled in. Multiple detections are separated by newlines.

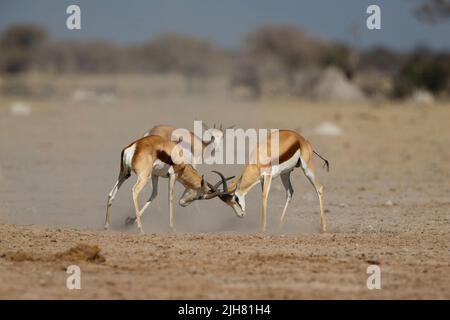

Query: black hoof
left=124, top=216, right=136, bottom=226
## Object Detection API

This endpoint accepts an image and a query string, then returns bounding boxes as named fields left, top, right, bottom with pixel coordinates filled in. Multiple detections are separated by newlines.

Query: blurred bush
left=321, top=43, right=357, bottom=79
left=139, top=34, right=215, bottom=74
left=413, top=0, right=450, bottom=24
left=244, top=24, right=325, bottom=84
left=35, top=41, right=129, bottom=73
left=394, top=47, right=450, bottom=98
left=0, top=25, right=47, bottom=73
left=0, top=23, right=449, bottom=101
left=137, top=33, right=232, bottom=92
left=229, top=56, right=262, bottom=98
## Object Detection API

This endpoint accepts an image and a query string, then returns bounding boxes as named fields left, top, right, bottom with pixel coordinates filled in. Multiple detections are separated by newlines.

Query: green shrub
left=394, top=48, right=450, bottom=97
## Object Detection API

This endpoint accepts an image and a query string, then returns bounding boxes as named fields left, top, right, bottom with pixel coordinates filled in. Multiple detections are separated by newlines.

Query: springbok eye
left=234, top=196, right=240, bottom=204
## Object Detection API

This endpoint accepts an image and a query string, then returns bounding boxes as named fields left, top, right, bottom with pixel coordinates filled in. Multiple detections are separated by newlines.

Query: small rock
left=385, top=200, right=395, bottom=206
left=72, top=89, right=94, bottom=102
left=410, top=89, right=435, bottom=106
left=314, top=121, right=343, bottom=136
left=97, top=92, right=116, bottom=104
left=10, top=102, right=31, bottom=116
left=339, top=202, right=349, bottom=208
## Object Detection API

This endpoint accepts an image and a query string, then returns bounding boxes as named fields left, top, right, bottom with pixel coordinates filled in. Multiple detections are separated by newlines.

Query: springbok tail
left=120, top=143, right=136, bottom=179
left=313, top=150, right=330, bottom=172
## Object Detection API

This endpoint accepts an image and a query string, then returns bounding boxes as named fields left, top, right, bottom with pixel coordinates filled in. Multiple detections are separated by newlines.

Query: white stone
left=314, top=121, right=343, bottom=136
left=10, top=101, right=31, bottom=116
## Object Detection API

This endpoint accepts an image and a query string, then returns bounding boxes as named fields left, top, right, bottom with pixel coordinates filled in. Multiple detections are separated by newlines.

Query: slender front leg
left=261, top=174, right=272, bottom=233
left=192, top=163, right=201, bottom=212
left=168, top=172, right=176, bottom=232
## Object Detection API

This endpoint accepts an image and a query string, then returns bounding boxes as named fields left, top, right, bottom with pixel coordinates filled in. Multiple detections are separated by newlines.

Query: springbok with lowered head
left=190, top=129, right=330, bottom=233
left=140, top=122, right=229, bottom=212
left=105, top=135, right=228, bottom=233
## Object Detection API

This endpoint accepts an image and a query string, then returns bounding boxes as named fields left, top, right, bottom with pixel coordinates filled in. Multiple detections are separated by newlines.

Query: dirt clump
left=2, top=250, right=35, bottom=262
left=1, top=244, right=105, bottom=264
left=55, top=244, right=106, bottom=263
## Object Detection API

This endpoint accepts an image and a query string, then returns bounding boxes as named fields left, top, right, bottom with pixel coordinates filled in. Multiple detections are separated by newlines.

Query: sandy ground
left=0, top=75, right=449, bottom=299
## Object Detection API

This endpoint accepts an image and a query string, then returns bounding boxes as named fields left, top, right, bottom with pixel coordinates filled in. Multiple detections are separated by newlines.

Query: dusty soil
left=0, top=224, right=448, bottom=299
left=0, top=75, right=449, bottom=299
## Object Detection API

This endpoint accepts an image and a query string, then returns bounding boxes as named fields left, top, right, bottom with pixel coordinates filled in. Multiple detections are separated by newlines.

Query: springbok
left=104, top=135, right=228, bottom=234
left=140, top=123, right=229, bottom=212
left=189, top=129, right=330, bottom=233
left=143, top=123, right=228, bottom=166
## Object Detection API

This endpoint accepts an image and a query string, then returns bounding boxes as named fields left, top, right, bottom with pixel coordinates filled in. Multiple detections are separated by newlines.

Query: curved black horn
left=210, top=175, right=235, bottom=191
left=196, top=173, right=236, bottom=201
left=212, top=170, right=228, bottom=192
left=201, top=175, right=236, bottom=200
left=203, top=181, right=227, bottom=199
left=206, top=181, right=217, bottom=192
left=206, top=175, right=235, bottom=192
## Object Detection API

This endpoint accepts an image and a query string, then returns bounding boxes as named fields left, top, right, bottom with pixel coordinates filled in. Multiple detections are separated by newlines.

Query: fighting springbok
left=104, top=135, right=227, bottom=233
left=188, top=129, right=330, bottom=233
left=143, top=123, right=228, bottom=166
left=140, top=123, right=230, bottom=212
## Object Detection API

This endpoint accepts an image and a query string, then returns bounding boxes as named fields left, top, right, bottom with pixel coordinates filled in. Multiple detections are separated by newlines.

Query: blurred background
left=0, top=0, right=449, bottom=101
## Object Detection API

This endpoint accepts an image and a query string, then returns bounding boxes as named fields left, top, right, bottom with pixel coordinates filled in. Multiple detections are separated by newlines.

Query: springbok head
left=180, top=170, right=245, bottom=218
left=202, top=122, right=234, bottom=154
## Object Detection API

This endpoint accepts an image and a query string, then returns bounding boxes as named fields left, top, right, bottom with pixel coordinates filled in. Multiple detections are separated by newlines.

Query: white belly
left=270, top=150, right=300, bottom=178
left=152, top=159, right=172, bottom=177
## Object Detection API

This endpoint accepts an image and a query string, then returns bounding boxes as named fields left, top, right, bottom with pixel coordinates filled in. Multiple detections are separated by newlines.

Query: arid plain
left=0, top=75, right=449, bottom=299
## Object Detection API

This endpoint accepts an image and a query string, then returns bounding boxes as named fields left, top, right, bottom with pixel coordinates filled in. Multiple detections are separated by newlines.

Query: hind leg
left=302, top=162, right=326, bottom=233
left=140, top=175, right=159, bottom=216
left=132, top=173, right=150, bottom=234
left=105, top=175, right=126, bottom=229
left=279, top=171, right=294, bottom=229
left=125, top=175, right=159, bottom=226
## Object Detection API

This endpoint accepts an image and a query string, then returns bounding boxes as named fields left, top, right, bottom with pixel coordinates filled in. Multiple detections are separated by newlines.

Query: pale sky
left=0, top=0, right=449, bottom=50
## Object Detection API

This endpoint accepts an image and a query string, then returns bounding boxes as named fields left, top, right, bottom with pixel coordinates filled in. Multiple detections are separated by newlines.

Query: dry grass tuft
left=1, top=243, right=106, bottom=263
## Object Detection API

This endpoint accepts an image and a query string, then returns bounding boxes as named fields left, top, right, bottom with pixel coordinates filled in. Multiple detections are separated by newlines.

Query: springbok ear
left=201, top=175, right=205, bottom=188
